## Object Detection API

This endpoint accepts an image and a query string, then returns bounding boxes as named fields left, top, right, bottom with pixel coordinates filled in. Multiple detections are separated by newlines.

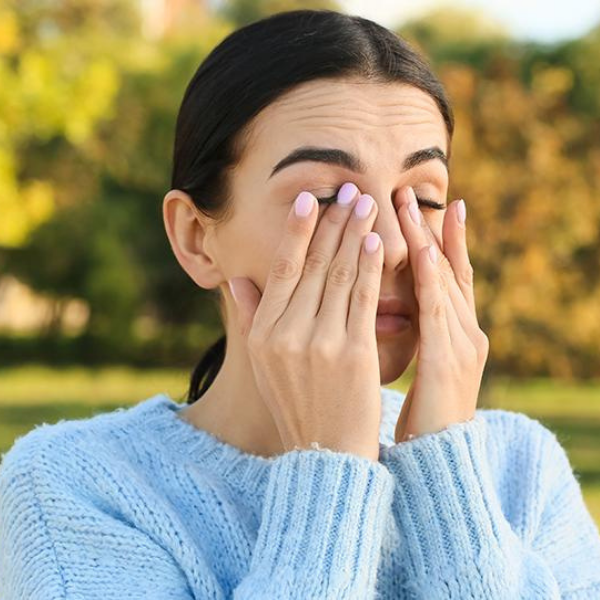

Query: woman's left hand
left=394, top=187, right=490, bottom=443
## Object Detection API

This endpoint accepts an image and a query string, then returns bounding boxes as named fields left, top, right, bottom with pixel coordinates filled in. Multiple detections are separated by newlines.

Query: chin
left=377, top=336, right=417, bottom=385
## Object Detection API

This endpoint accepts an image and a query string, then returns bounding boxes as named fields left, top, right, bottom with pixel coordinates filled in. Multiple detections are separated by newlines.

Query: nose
left=369, top=187, right=411, bottom=272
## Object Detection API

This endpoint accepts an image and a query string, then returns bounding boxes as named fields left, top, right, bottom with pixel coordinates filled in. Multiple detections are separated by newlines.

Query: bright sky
left=341, top=0, right=600, bottom=42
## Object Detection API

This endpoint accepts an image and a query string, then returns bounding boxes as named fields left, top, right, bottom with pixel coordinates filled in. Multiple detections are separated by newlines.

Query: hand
left=394, top=187, right=489, bottom=443
left=228, top=183, right=385, bottom=462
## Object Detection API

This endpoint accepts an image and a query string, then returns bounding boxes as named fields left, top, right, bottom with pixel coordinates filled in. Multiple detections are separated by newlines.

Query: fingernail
left=408, top=200, right=421, bottom=225
left=457, top=199, right=466, bottom=226
left=364, top=232, right=380, bottom=254
left=337, top=182, right=358, bottom=205
left=294, top=191, right=315, bottom=217
left=428, top=244, right=438, bottom=264
left=228, top=279, right=238, bottom=304
left=354, top=194, right=374, bottom=219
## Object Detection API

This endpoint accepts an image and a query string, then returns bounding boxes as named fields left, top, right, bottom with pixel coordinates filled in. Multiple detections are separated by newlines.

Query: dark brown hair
left=169, top=9, right=454, bottom=404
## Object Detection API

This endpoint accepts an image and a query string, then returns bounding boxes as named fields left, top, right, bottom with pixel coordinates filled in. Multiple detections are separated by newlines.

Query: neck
left=179, top=326, right=285, bottom=459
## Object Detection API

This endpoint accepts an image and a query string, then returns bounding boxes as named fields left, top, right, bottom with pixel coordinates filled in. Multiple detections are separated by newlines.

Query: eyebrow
left=268, top=145, right=448, bottom=180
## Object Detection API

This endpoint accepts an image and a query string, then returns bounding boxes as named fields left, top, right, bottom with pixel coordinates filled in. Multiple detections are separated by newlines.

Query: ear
left=162, top=189, right=222, bottom=290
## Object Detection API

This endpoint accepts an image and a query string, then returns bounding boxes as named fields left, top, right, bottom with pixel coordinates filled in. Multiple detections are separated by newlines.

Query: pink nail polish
left=228, top=279, right=238, bottom=304
left=294, top=191, right=315, bottom=217
left=408, top=200, right=421, bottom=225
left=457, top=199, right=466, bottom=225
left=354, top=194, right=374, bottom=219
left=364, top=232, right=380, bottom=254
left=337, top=182, right=358, bottom=205
left=428, top=245, right=438, bottom=264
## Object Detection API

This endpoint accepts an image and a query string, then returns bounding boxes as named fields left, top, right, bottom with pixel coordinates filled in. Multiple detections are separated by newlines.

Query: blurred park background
left=0, top=0, right=599, bottom=526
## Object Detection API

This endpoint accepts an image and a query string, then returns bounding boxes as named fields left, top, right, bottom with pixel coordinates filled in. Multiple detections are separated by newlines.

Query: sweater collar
left=139, top=387, right=403, bottom=494
left=140, top=394, right=275, bottom=495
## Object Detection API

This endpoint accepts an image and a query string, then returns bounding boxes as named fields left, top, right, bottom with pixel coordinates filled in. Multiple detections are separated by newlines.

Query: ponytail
left=186, top=334, right=227, bottom=404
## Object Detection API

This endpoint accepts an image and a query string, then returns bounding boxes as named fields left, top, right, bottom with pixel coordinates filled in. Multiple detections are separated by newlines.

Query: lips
left=376, top=297, right=412, bottom=317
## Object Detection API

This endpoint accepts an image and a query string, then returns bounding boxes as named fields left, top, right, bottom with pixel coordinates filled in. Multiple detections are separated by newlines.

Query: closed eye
left=314, top=193, right=445, bottom=211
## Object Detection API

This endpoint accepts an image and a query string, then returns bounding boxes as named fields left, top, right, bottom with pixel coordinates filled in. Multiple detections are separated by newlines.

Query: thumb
left=228, top=277, right=261, bottom=338
left=394, top=386, right=414, bottom=444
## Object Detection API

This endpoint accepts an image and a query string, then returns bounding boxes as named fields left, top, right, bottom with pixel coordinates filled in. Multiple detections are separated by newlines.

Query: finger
left=442, top=276, right=473, bottom=349
left=422, top=217, right=481, bottom=338
left=398, top=188, right=480, bottom=337
left=284, top=182, right=360, bottom=324
left=227, top=276, right=262, bottom=339
left=442, top=198, right=477, bottom=317
left=425, top=246, right=470, bottom=349
left=317, top=194, right=380, bottom=338
left=415, top=244, right=452, bottom=356
left=396, top=187, right=427, bottom=291
left=396, top=187, right=453, bottom=304
left=394, top=386, right=414, bottom=443
left=346, top=231, right=384, bottom=342
left=252, top=191, right=319, bottom=338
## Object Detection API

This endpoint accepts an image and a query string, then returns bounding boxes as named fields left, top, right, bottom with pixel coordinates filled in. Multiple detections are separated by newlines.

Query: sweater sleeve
left=378, top=413, right=600, bottom=600
left=1, top=426, right=396, bottom=600
left=0, top=429, right=196, bottom=600
left=232, top=446, right=395, bottom=599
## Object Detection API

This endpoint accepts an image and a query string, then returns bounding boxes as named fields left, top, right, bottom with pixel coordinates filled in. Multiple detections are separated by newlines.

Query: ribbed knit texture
left=1, top=386, right=599, bottom=599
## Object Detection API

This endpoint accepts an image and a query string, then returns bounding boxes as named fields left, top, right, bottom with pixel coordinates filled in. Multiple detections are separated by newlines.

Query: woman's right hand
left=228, top=182, right=384, bottom=462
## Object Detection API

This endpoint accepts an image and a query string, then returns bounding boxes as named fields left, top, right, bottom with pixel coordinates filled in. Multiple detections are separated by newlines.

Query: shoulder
left=0, top=397, right=201, bottom=598
left=476, top=406, right=566, bottom=458
left=0, top=394, right=168, bottom=489
left=477, top=407, right=576, bottom=493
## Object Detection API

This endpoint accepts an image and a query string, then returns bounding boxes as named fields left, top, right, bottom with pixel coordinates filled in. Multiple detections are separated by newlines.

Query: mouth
left=376, top=297, right=412, bottom=318
left=376, top=297, right=413, bottom=335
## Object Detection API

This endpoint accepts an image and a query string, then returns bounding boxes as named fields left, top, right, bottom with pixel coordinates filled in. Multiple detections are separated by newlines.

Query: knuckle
left=362, top=253, right=382, bottom=273
left=271, top=256, right=300, bottom=281
left=476, top=330, right=490, bottom=355
left=346, top=341, right=371, bottom=363
left=353, top=283, right=378, bottom=309
left=461, top=341, right=479, bottom=364
left=329, top=260, right=356, bottom=286
left=309, top=337, right=338, bottom=361
left=304, top=248, right=330, bottom=275
left=438, top=275, right=449, bottom=295
left=272, top=334, right=304, bottom=357
left=459, top=263, right=474, bottom=286
left=430, top=299, right=445, bottom=321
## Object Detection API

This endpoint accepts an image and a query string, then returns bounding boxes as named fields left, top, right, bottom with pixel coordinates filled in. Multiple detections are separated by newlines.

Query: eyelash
left=314, top=192, right=445, bottom=211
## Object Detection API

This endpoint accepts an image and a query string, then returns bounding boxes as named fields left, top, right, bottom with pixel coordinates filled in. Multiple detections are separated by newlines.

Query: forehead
left=240, top=78, right=448, bottom=171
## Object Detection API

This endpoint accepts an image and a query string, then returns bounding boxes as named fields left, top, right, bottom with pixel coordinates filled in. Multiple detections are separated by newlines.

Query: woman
left=1, top=9, right=599, bottom=599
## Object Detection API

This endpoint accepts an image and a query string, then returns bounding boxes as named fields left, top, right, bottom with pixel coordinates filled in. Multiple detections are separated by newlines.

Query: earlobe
left=162, top=189, right=220, bottom=290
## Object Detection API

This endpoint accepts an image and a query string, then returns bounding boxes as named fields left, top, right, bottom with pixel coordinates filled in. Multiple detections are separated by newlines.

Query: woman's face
left=211, top=77, right=449, bottom=384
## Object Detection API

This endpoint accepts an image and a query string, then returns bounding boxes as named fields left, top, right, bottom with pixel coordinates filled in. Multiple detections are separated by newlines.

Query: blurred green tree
left=0, top=0, right=141, bottom=247
left=400, top=9, right=600, bottom=377
left=1, top=2, right=599, bottom=375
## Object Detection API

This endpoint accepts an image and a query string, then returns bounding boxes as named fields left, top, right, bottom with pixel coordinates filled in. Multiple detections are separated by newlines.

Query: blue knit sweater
left=1, top=386, right=599, bottom=599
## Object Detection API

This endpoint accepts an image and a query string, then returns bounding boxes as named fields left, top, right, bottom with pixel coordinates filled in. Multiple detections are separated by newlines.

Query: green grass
left=1, top=366, right=599, bottom=531
left=0, top=365, right=191, bottom=453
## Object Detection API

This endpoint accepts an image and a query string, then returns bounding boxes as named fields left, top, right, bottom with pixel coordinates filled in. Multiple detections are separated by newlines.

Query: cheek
left=227, top=214, right=285, bottom=292
left=227, top=203, right=325, bottom=293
